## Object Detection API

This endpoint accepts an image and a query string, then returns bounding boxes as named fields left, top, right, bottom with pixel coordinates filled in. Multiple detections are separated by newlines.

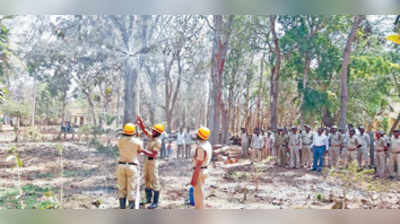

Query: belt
left=119, top=161, right=137, bottom=166
left=193, top=166, right=208, bottom=170
left=147, top=157, right=155, bottom=160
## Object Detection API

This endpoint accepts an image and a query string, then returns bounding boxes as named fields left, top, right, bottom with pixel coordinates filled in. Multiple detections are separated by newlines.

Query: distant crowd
left=236, top=124, right=400, bottom=180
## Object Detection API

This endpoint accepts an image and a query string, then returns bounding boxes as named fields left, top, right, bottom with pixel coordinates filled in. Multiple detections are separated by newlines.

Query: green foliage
left=0, top=98, right=31, bottom=120
left=0, top=185, right=59, bottom=209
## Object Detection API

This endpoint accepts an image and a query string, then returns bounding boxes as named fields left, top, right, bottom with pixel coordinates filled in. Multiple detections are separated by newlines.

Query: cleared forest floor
left=1, top=141, right=400, bottom=209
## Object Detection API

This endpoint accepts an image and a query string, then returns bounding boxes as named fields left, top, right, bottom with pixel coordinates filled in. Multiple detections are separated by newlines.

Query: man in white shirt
left=185, top=128, right=193, bottom=159
left=311, top=127, right=330, bottom=172
left=176, top=128, right=185, bottom=160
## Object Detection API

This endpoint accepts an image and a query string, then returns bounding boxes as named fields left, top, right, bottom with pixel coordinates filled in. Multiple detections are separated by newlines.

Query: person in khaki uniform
left=358, top=126, right=371, bottom=169
left=389, top=130, right=400, bottom=179
left=250, top=128, right=264, bottom=162
left=136, top=116, right=164, bottom=209
left=282, top=128, right=290, bottom=166
left=301, top=125, right=313, bottom=168
left=263, top=131, right=274, bottom=160
left=329, top=126, right=341, bottom=168
left=191, top=127, right=212, bottom=209
left=116, top=123, right=143, bottom=209
left=345, top=129, right=362, bottom=167
left=288, top=127, right=302, bottom=169
left=274, top=128, right=285, bottom=166
left=374, top=131, right=388, bottom=178
left=339, top=128, right=348, bottom=167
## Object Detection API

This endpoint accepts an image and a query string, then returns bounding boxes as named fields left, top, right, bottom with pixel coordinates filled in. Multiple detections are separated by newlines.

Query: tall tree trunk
left=123, top=61, right=138, bottom=126
left=208, top=15, right=234, bottom=145
left=300, top=54, right=311, bottom=129
left=339, top=16, right=362, bottom=130
left=85, top=91, right=97, bottom=127
left=269, top=16, right=281, bottom=131
left=257, top=54, right=265, bottom=128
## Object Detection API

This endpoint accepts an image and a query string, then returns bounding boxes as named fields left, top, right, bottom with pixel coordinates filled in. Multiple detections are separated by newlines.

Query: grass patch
left=0, top=184, right=59, bottom=209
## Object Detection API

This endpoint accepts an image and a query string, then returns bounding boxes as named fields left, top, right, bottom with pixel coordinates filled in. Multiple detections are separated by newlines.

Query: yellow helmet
left=197, top=127, right=210, bottom=140
left=123, top=123, right=136, bottom=136
left=387, top=34, right=400, bottom=45
left=152, top=124, right=165, bottom=134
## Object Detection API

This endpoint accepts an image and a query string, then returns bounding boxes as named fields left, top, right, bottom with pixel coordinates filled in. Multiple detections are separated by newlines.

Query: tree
left=207, top=15, right=234, bottom=144
left=339, top=16, right=364, bottom=130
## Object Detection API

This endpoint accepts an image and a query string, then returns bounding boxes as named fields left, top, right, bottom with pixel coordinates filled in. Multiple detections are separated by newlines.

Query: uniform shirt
left=346, top=135, right=360, bottom=151
left=251, top=134, right=264, bottom=149
left=274, top=133, right=283, bottom=147
left=390, top=136, right=400, bottom=153
left=118, top=136, right=143, bottom=163
left=374, top=137, right=387, bottom=152
left=330, top=132, right=341, bottom=147
left=288, top=132, right=302, bottom=149
left=193, top=140, right=212, bottom=167
left=358, top=133, right=371, bottom=150
left=148, top=137, right=162, bottom=156
left=340, top=132, right=348, bottom=146
left=176, top=132, right=185, bottom=146
left=302, top=131, right=313, bottom=146
left=312, top=133, right=329, bottom=150
left=264, top=134, right=274, bottom=148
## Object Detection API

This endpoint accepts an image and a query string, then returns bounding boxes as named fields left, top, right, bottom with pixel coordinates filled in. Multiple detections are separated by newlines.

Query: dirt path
left=1, top=142, right=400, bottom=209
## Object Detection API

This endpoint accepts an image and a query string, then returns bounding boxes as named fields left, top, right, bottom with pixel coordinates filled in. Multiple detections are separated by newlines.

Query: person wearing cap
left=345, top=129, right=362, bottom=168
left=136, top=116, right=164, bottom=209
left=329, top=126, right=341, bottom=168
left=388, top=129, right=400, bottom=179
left=240, top=128, right=250, bottom=158
left=301, top=125, right=313, bottom=168
left=288, top=126, right=302, bottom=168
left=250, top=128, right=264, bottom=162
left=374, top=131, right=388, bottom=178
left=191, top=127, right=212, bottom=209
left=273, top=128, right=284, bottom=166
left=263, top=130, right=274, bottom=160
left=358, top=126, right=371, bottom=169
left=311, top=127, right=330, bottom=172
left=116, top=123, right=143, bottom=209
left=282, top=127, right=290, bottom=166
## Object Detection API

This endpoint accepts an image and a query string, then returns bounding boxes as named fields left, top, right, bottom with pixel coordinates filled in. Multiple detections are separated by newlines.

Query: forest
left=0, top=15, right=400, bottom=209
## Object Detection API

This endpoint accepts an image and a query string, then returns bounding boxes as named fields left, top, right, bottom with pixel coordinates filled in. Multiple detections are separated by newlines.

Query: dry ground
left=1, top=141, right=400, bottom=209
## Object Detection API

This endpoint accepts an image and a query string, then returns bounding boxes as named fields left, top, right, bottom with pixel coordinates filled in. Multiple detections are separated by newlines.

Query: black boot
left=148, top=191, right=159, bottom=209
left=119, top=198, right=126, bottom=209
left=128, top=200, right=136, bottom=209
left=145, top=188, right=153, bottom=204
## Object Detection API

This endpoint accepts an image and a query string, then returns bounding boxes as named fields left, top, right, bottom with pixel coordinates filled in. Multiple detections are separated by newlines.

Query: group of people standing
left=240, top=125, right=400, bottom=178
left=116, top=116, right=212, bottom=210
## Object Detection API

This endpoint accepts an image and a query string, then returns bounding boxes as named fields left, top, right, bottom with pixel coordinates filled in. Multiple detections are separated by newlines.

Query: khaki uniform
left=273, top=132, right=282, bottom=164
left=288, top=132, right=302, bottom=168
left=192, top=141, right=212, bottom=209
left=144, top=137, right=162, bottom=191
left=374, top=137, right=387, bottom=177
left=250, top=134, right=264, bottom=162
left=263, top=134, right=274, bottom=160
left=329, top=132, right=341, bottom=168
left=389, top=136, right=400, bottom=177
left=116, top=136, right=143, bottom=200
left=340, top=132, right=348, bottom=165
left=345, top=135, right=360, bottom=167
left=301, top=131, right=313, bottom=167
left=358, top=133, right=371, bottom=168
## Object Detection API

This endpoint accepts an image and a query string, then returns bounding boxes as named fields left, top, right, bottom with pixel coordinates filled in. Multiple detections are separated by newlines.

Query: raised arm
left=136, top=116, right=151, bottom=137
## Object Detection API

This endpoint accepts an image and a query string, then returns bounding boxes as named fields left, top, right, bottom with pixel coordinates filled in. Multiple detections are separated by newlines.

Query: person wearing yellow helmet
left=190, top=127, right=212, bottom=209
left=136, top=116, right=164, bottom=209
left=116, top=123, right=143, bottom=209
